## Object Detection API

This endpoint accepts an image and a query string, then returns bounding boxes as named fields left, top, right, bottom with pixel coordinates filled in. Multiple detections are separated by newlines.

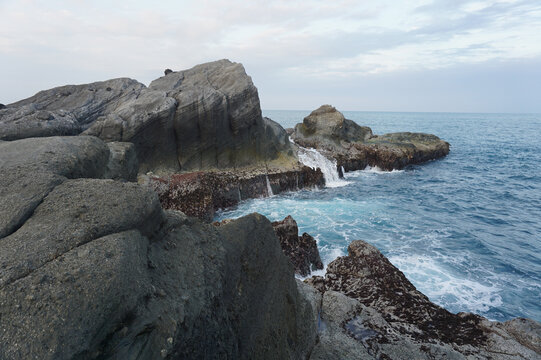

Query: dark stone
left=164, top=68, right=173, bottom=75
left=271, top=215, right=323, bottom=276
left=0, top=104, right=5, bottom=110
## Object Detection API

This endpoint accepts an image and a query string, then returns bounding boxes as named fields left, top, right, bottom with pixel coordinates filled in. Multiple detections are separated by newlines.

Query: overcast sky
left=1, top=0, right=540, bottom=112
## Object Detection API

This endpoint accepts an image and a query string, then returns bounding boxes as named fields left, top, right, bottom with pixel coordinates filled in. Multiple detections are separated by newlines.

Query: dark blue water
left=216, top=110, right=541, bottom=322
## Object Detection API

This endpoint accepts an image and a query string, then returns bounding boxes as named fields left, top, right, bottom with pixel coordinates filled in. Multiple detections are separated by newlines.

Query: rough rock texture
left=146, top=59, right=295, bottom=172
left=271, top=215, right=323, bottom=276
left=291, top=105, right=450, bottom=171
left=0, top=134, right=319, bottom=359
left=0, top=78, right=145, bottom=140
left=304, top=240, right=541, bottom=359
left=2, top=60, right=298, bottom=177
left=103, top=141, right=138, bottom=181
left=147, top=166, right=325, bottom=221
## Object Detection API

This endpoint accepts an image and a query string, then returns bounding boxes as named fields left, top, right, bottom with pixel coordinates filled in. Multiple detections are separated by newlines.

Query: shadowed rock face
left=291, top=105, right=450, bottom=171
left=271, top=215, right=323, bottom=277
left=147, top=59, right=295, bottom=172
left=304, top=240, right=541, bottom=359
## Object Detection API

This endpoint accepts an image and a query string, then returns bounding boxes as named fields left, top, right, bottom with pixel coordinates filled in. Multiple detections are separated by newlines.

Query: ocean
left=215, top=110, right=541, bottom=322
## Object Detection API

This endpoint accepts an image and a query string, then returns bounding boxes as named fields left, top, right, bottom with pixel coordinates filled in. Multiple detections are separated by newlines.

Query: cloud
left=0, top=0, right=540, bottom=111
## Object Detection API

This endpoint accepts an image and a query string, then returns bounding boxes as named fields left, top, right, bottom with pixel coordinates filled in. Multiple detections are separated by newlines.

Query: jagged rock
left=0, top=104, right=5, bottom=110
left=272, top=215, right=323, bottom=276
left=305, top=239, right=541, bottom=359
left=291, top=105, right=450, bottom=171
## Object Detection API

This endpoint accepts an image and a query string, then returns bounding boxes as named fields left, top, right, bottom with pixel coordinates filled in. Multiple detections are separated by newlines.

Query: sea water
left=215, top=110, right=541, bottom=322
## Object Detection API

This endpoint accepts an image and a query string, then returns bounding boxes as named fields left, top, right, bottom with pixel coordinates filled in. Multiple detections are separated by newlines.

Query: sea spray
left=297, top=146, right=349, bottom=187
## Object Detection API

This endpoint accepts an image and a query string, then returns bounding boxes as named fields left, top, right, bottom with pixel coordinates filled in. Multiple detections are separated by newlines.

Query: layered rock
left=271, top=215, right=323, bottom=276
left=0, top=135, right=319, bottom=359
left=290, top=105, right=450, bottom=171
left=303, top=240, right=541, bottom=359
left=0, top=78, right=145, bottom=141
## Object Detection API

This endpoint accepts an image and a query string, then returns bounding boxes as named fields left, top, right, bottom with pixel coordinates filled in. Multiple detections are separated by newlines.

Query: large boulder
left=291, top=105, right=450, bottom=171
left=305, top=240, right=541, bottom=359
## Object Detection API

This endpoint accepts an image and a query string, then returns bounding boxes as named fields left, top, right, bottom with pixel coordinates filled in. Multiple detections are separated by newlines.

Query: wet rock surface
left=304, top=240, right=541, bottom=359
left=271, top=215, right=323, bottom=276
left=147, top=166, right=324, bottom=221
left=291, top=105, right=450, bottom=171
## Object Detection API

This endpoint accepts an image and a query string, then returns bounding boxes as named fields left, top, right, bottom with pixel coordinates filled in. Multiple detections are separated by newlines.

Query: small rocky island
left=0, top=60, right=538, bottom=359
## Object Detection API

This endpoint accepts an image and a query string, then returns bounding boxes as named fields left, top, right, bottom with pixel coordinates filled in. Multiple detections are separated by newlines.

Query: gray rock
left=8, top=78, right=145, bottom=127
left=0, top=230, right=151, bottom=359
left=0, top=104, right=81, bottom=140
left=0, top=136, right=319, bottom=359
left=103, top=141, right=138, bottom=181
left=148, top=59, right=295, bottom=172
left=291, top=105, right=450, bottom=171
left=83, top=90, right=179, bottom=174
left=0, top=136, right=110, bottom=239
left=0, top=178, right=163, bottom=289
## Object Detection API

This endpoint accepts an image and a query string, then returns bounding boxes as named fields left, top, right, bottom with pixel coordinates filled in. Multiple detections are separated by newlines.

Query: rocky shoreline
left=1, top=60, right=538, bottom=359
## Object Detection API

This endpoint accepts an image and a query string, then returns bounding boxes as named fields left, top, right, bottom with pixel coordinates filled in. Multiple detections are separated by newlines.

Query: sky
left=1, top=0, right=540, bottom=112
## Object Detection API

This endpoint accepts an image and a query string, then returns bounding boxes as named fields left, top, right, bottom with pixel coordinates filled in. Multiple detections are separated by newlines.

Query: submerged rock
left=271, top=215, right=323, bottom=276
left=291, top=105, right=450, bottom=171
left=305, top=240, right=541, bottom=359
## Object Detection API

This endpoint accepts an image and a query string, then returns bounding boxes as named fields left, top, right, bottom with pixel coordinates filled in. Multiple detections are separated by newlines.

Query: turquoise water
left=216, top=110, right=541, bottom=322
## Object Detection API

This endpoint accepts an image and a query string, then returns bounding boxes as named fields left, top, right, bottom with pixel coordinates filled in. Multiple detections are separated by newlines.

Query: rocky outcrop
left=0, top=135, right=319, bottom=359
left=291, top=105, right=450, bottom=171
left=0, top=78, right=145, bottom=141
left=304, top=240, right=541, bottom=359
left=1, top=60, right=298, bottom=177
left=271, top=215, right=323, bottom=276
left=146, top=166, right=324, bottom=221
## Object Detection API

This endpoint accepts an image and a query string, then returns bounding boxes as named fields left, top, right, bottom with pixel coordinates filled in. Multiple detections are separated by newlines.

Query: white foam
left=388, top=254, right=503, bottom=314
left=265, top=174, right=274, bottom=196
left=297, top=146, right=350, bottom=188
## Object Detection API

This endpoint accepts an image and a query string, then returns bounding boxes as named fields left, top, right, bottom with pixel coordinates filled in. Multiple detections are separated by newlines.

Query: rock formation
left=303, top=240, right=541, bottom=359
left=272, top=215, right=323, bottom=276
left=0, top=60, right=323, bottom=213
left=290, top=105, right=450, bottom=171
left=0, top=135, right=318, bottom=359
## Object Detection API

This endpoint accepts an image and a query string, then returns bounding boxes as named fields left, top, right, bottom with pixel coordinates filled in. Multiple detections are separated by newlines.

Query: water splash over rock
left=297, top=146, right=349, bottom=188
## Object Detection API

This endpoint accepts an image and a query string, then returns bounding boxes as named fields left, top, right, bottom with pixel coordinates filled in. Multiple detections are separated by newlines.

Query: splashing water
left=297, top=146, right=350, bottom=187
left=265, top=174, right=274, bottom=196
